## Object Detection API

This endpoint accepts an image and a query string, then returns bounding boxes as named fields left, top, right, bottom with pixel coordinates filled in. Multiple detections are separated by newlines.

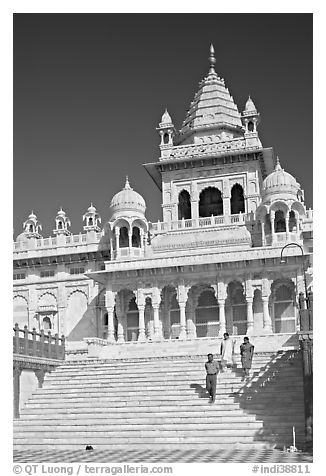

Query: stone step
left=14, top=420, right=266, bottom=433
left=55, top=360, right=300, bottom=373
left=21, top=403, right=304, bottom=415
left=14, top=419, right=305, bottom=432
left=13, top=434, right=303, bottom=446
left=28, top=391, right=303, bottom=403
left=13, top=441, right=277, bottom=451
left=56, top=357, right=299, bottom=368
left=43, top=374, right=303, bottom=386
left=50, top=361, right=301, bottom=373
left=16, top=408, right=250, bottom=419
left=29, top=389, right=303, bottom=401
left=14, top=413, right=302, bottom=424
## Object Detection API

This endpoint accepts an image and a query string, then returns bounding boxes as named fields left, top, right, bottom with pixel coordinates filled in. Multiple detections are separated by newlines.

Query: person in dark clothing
left=205, top=353, right=219, bottom=403
left=240, top=337, right=254, bottom=380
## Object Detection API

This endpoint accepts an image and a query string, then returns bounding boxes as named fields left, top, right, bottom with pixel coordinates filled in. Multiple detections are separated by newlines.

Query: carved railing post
left=61, top=335, right=66, bottom=360
left=54, top=333, right=60, bottom=359
left=14, top=323, right=20, bottom=354
left=40, top=329, right=45, bottom=358
left=48, top=331, right=52, bottom=358
left=13, top=367, right=22, bottom=419
left=32, top=328, right=37, bottom=356
left=23, top=325, right=29, bottom=355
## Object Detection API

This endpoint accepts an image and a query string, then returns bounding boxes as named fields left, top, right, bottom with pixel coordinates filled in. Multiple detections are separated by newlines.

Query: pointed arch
left=178, top=190, right=191, bottom=220
left=199, top=187, right=223, bottom=217
left=230, top=183, right=245, bottom=214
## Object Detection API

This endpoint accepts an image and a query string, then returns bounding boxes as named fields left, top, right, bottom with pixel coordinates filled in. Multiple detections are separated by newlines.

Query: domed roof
left=262, top=158, right=300, bottom=198
left=87, top=203, right=96, bottom=214
left=56, top=208, right=66, bottom=217
left=27, top=211, right=37, bottom=221
left=16, top=231, right=29, bottom=244
left=244, top=95, right=257, bottom=112
left=110, top=177, right=146, bottom=217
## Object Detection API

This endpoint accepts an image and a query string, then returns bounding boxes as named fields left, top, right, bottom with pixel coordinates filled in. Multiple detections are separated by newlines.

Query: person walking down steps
left=240, top=336, right=254, bottom=381
left=220, top=332, right=235, bottom=372
left=205, top=353, right=219, bottom=404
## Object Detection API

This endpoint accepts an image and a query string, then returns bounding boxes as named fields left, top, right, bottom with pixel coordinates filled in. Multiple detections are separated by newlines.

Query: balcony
left=150, top=213, right=247, bottom=234
left=13, top=232, right=102, bottom=252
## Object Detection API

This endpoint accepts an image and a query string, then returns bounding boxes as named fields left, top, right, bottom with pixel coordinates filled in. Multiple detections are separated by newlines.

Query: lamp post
left=280, top=242, right=309, bottom=311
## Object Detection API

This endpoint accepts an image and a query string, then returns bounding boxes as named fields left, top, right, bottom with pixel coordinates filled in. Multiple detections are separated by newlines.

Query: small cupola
left=156, top=108, right=175, bottom=148
left=110, top=177, right=146, bottom=220
left=53, top=208, right=71, bottom=236
left=83, top=203, right=101, bottom=232
left=242, top=95, right=260, bottom=133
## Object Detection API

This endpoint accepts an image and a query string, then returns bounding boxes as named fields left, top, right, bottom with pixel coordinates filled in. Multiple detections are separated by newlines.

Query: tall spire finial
left=208, top=44, right=216, bottom=75
left=124, top=176, right=131, bottom=189
left=275, top=156, right=282, bottom=170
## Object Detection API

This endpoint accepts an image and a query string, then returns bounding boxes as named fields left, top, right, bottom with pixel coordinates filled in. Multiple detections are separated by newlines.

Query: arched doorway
left=230, top=184, right=245, bottom=214
left=169, top=293, right=180, bottom=339
left=178, top=190, right=191, bottom=220
left=199, top=187, right=223, bottom=217
left=253, top=289, right=264, bottom=333
left=119, top=226, right=129, bottom=247
left=132, top=227, right=141, bottom=247
left=195, top=289, right=219, bottom=337
left=126, top=296, right=139, bottom=341
left=274, top=210, right=286, bottom=232
left=272, top=281, right=296, bottom=333
left=226, top=282, right=246, bottom=335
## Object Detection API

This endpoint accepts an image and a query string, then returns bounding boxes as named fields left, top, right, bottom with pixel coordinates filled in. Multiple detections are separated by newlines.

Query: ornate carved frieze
left=160, top=138, right=259, bottom=162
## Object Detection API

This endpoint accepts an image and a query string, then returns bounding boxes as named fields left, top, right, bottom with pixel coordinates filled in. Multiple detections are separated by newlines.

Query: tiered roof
left=176, top=45, right=243, bottom=144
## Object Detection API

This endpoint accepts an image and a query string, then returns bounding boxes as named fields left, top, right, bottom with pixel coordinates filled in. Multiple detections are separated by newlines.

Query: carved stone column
left=115, top=294, right=125, bottom=343
left=114, top=227, right=120, bottom=259
left=138, top=305, right=146, bottom=342
left=218, top=299, right=226, bottom=336
left=262, top=297, right=273, bottom=333
left=262, top=278, right=273, bottom=333
left=270, top=211, right=275, bottom=245
left=13, top=367, right=22, bottom=419
left=246, top=298, right=254, bottom=335
left=152, top=287, right=163, bottom=341
left=285, top=211, right=290, bottom=239
left=245, top=278, right=254, bottom=335
left=217, top=281, right=227, bottom=337
left=105, top=289, right=116, bottom=343
left=177, top=283, right=189, bottom=340
left=261, top=220, right=266, bottom=246
left=186, top=300, right=196, bottom=339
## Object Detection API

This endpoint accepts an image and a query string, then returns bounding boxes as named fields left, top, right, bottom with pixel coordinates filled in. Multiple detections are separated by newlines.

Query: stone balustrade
left=150, top=213, right=246, bottom=234
left=13, top=323, right=65, bottom=360
left=13, top=232, right=102, bottom=252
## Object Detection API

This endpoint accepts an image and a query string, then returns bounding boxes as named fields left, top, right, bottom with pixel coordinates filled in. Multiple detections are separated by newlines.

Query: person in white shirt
left=220, top=332, right=234, bottom=372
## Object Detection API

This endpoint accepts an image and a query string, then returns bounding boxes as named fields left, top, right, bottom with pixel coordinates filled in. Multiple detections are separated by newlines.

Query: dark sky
left=13, top=13, right=313, bottom=237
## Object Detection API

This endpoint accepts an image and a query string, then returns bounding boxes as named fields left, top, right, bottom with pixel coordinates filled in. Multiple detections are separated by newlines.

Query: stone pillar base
left=138, top=332, right=147, bottom=343
left=179, top=329, right=187, bottom=340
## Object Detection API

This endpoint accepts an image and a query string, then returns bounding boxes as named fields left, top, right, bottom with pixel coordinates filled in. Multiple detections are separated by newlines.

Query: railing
left=13, top=323, right=65, bottom=360
left=150, top=214, right=246, bottom=233
left=13, top=232, right=102, bottom=252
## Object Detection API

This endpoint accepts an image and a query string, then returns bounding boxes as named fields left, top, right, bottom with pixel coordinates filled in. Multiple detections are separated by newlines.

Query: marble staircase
left=13, top=350, right=305, bottom=450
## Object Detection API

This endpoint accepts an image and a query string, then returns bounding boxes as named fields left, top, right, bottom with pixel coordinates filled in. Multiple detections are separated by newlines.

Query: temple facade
left=13, top=46, right=313, bottom=349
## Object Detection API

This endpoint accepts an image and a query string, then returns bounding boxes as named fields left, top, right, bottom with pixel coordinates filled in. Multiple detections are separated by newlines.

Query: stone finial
left=275, top=156, right=282, bottom=171
left=208, top=44, right=216, bottom=75
left=124, top=176, right=132, bottom=190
